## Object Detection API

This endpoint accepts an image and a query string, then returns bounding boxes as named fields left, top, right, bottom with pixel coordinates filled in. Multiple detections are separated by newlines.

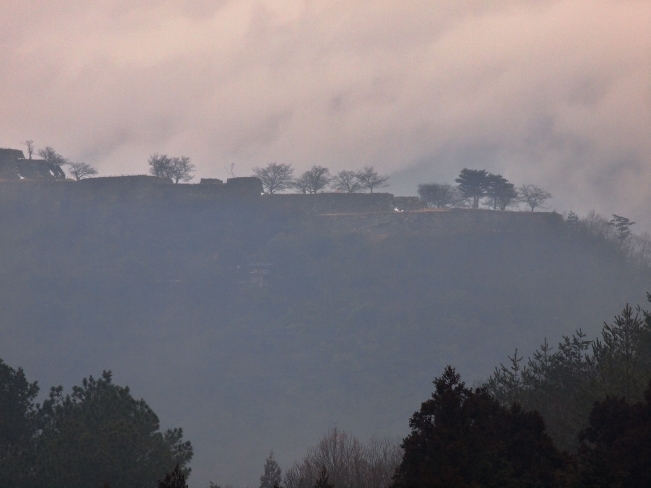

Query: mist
left=1, top=0, right=650, bottom=225
left=2, top=2, right=651, bottom=487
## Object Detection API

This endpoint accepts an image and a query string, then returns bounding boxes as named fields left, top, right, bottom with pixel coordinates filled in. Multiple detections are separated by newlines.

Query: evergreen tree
left=34, top=371, right=193, bottom=488
left=260, top=451, right=282, bottom=488
left=486, top=299, right=651, bottom=453
left=486, top=173, right=518, bottom=210
left=392, top=366, right=568, bottom=488
left=0, top=359, right=39, bottom=487
left=609, top=214, right=635, bottom=241
left=454, top=169, right=490, bottom=208
left=577, top=381, right=651, bottom=487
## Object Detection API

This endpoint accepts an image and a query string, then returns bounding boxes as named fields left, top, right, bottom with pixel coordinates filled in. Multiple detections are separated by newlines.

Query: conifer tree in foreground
left=392, top=366, right=568, bottom=488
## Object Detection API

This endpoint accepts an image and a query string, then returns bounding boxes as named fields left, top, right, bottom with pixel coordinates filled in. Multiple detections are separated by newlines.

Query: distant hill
left=0, top=183, right=648, bottom=487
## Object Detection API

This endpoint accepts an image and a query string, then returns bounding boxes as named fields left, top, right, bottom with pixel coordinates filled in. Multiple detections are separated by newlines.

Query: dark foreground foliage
left=487, top=297, right=651, bottom=452
left=0, top=362, right=192, bottom=488
left=158, top=464, right=189, bottom=488
left=390, top=365, right=651, bottom=488
left=577, top=381, right=651, bottom=487
left=391, top=366, right=571, bottom=488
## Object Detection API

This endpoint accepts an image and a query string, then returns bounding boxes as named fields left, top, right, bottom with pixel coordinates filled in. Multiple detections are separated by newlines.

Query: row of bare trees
left=253, top=163, right=390, bottom=194
left=22, top=141, right=200, bottom=184
left=265, top=429, right=401, bottom=488
left=418, top=168, right=552, bottom=211
left=147, top=153, right=196, bottom=183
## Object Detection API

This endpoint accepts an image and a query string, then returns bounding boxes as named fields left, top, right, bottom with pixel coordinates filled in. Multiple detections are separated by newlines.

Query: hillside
left=0, top=181, right=648, bottom=487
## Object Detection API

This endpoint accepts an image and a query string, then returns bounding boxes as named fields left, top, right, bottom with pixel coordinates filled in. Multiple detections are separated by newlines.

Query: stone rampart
left=262, top=192, right=395, bottom=216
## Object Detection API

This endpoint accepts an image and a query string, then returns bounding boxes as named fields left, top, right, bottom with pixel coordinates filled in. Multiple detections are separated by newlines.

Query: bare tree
left=67, top=162, right=98, bottom=181
left=23, top=140, right=35, bottom=159
left=170, top=156, right=195, bottom=183
left=356, top=167, right=389, bottom=193
left=148, top=154, right=195, bottom=183
left=148, top=153, right=173, bottom=179
left=253, top=162, right=294, bottom=194
left=517, top=184, right=551, bottom=211
left=417, top=183, right=462, bottom=208
left=582, top=211, right=617, bottom=241
left=37, top=146, right=68, bottom=166
left=284, top=429, right=401, bottom=488
left=331, top=170, right=362, bottom=193
left=293, top=165, right=332, bottom=194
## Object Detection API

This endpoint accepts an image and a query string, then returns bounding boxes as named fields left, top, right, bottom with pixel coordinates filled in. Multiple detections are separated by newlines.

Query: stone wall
left=262, top=192, right=396, bottom=216
left=0, top=148, right=66, bottom=181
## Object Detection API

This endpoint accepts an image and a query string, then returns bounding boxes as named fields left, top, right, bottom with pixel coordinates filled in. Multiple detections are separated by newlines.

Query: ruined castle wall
left=0, top=175, right=263, bottom=209
left=262, top=192, right=395, bottom=216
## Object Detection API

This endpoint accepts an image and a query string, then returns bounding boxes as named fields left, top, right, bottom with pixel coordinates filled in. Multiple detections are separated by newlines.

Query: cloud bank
left=2, top=0, right=650, bottom=224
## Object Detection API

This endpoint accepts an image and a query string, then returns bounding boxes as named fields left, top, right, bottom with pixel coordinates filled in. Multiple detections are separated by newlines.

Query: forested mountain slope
left=0, top=182, right=648, bottom=487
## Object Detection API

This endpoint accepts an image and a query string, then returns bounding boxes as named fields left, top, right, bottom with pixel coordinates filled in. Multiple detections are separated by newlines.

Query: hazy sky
left=1, top=0, right=650, bottom=225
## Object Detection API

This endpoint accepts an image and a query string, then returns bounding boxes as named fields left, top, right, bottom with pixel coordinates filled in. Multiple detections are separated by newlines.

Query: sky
left=1, top=1, right=650, bottom=226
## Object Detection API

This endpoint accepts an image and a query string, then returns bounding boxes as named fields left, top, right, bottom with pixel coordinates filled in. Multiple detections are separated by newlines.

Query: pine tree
left=609, top=214, right=635, bottom=241
left=260, top=451, right=282, bottom=488
left=454, top=169, right=490, bottom=208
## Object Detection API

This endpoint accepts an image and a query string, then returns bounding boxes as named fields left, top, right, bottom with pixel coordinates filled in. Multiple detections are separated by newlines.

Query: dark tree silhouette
left=23, top=140, right=35, bottom=159
left=158, top=464, right=189, bottom=488
left=253, top=162, right=294, bottom=194
left=486, top=173, right=518, bottom=210
left=331, top=170, right=362, bottom=193
left=455, top=169, right=490, bottom=208
left=392, top=366, right=568, bottom=488
left=259, top=450, right=282, bottom=488
left=518, top=184, right=552, bottom=211
left=0, top=359, right=39, bottom=487
left=417, top=183, right=461, bottom=208
left=610, top=214, right=635, bottom=241
left=67, top=162, right=98, bottom=181
left=293, top=166, right=332, bottom=194
left=356, top=166, right=389, bottom=193
left=148, top=154, right=195, bottom=183
left=577, top=380, right=651, bottom=487
left=35, top=371, right=193, bottom=488
left=37, top=146, right=68, bottom=166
